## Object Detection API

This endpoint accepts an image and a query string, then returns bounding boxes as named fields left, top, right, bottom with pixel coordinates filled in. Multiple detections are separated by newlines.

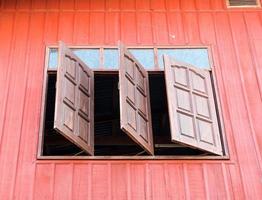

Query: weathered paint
left=0, top=0, right=262, bottom=199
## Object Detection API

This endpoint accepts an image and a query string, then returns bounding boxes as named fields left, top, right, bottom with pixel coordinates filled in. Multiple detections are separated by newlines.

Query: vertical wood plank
left=150, top=0, right=166, bottom=10
left=2, top=0, right=17, bottom=9
left=211, top=0, right=225, bottom=10
left=0, top=12, right=15, bottom=145
left=166, top=12, right=186, bottom=45
left=43, top=12, right=59, bottom=45
left=152, top=12, right=169, bottom=44
left=105, top=12, right=119, bottom=45
left=90, top=0, right=105, bottom=10
left=121, top=12, right=137, bottom=44
left=120, top=0, right=135, bottom=10
left=185, top=164, right=206, bottom=199
left=13, top=12, right=45, bottom=200
left=60, top=0, right=75, bottom=10
left=75, top=0, right=90, bottom=10
left=227, top=164, right=246, bottom=199
left=166, top=164, right=186, bottom=199
left=53, top=164, right=73, bottom=200
left=31, top=0, right=46, bottom=9
left=72, top=164, right=91, bottom=200
left=0, top=12, right=30, bottom=200
left=195, top=0, right=211, bottom=10
left=16, top=0, right=31, bottom=9
left=137, top=12, right=153, bottom=44
left=111, top=164, right=128, bottom=200
left=92, top=164, right=109, bottom=200
left=89, top=12, right=105, bottom=44
left=58, top=12, right=75, bottom=44
left=183, top=12, right=201, bottom=44
left=130, top=164, right=146, bottom=200
left=33, top=164, right=54, bottom=200
left=181, top=0, right=196, bottom=10
left=46, top=0, right=60, bottom=9
left=73, top=12, right=90, bottom=44
left=198, top=12, right=216, bottom=45
left=149, top=164, right=167, bottom=200
left=204, top=164, right=227, bottom=199
left=106, top=0, right=120, bottom=10
left=136, top=0, right=150, bottom=10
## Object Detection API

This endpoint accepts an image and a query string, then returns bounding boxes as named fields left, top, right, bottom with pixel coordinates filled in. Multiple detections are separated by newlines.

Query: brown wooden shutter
left=119, top=44, right=154, bottom=155
left=54, top=42, right=94, bottom=155
left=163, top=55, right=223, bottom=155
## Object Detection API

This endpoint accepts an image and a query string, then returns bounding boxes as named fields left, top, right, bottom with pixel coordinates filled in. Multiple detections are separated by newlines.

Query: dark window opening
left=94, top=74, right=145, bottom=156
left=42, top=73, right=214, bottom=156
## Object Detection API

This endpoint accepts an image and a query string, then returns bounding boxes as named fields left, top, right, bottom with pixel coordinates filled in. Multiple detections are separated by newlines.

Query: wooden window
left=163, top=55, right=223, bottom=155
left=54, top=42, right=94, bottom=155
left=226, top=0, right=261, bottom=7
left=119, top=44, right=154, bottom=155
left=39, top=43, right=227, bottom=159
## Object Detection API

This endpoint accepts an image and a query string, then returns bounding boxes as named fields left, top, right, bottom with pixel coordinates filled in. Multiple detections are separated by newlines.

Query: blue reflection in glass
left=129, top=49, right=155, bottom=69
left=73, top=49, right=100, bottom=68
left=104, top=49, right=119, bottom=69
left=158, top=48, right=210, bottom=69
left=49, top=48, right=58, bottom=69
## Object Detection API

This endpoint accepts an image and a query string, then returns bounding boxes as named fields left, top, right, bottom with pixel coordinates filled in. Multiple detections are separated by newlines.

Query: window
left=226, top=0, right=261, bottom=7
left=38, top=42, right=227, bottom=158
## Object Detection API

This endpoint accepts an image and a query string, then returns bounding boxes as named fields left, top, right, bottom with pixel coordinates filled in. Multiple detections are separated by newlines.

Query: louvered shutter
left=119, top=44, right=154, bottom=155
left=228, top=0, right=259, bottom=6
left=54, top=42, right=94, bottom=155
left=163, top=55, right=223, bottom=155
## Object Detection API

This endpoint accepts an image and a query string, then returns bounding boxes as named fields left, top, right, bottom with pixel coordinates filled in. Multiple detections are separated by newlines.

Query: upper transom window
left=48, top=47, right=211, bottom=70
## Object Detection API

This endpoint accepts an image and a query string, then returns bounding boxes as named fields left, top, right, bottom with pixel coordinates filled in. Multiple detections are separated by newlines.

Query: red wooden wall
left=0, top=0, right=262, bottom=199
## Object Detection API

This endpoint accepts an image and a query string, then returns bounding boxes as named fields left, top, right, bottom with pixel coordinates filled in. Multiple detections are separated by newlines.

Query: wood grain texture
left=0, top=0, right=261, bottom=199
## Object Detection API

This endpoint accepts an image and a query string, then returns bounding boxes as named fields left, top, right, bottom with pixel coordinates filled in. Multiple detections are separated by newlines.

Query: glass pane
left=158, top=48, right=210, bottom=69
left=104, top=49, right=119, bottom=69
left=73, top=49, right=100, bottom=68
left=129, top=49, right=155, bottom=69
left=49, top=48, right=58, bottom=69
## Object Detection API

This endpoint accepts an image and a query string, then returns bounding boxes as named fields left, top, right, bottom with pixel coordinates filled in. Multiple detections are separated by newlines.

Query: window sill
left=37, top=155, right=230, bottom=160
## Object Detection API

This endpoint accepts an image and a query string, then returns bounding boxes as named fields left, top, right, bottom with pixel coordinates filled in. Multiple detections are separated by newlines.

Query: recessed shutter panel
left=54, top=42, right=94, bottom=155
left=163, top=55, right=223, bottom=155
left=119, top=44, right=154, bottom=155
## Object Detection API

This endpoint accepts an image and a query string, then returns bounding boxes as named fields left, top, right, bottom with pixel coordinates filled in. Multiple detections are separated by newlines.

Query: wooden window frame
left=37, top=45, right=229, bottom=160
left=226, top=0, right=261, bottom=8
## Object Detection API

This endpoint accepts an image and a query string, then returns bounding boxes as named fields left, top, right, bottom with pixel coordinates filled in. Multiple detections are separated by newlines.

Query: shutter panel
left=163, top=55, right=223, bottom=155
left=54, top=42, right=94, bottom=155
left=119, top=44, right=154, bottom=155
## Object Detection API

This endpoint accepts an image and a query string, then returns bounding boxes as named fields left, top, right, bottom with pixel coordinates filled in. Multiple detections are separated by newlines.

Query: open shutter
left=54, top=42, right=94, bottom=155
left=163, top=55, right=223, bottom=155
left=119, top=44, right=154, bottom=155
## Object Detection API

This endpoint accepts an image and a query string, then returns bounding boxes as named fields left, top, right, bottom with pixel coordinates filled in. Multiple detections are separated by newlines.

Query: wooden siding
left=0, top=0, right=261, bottom=199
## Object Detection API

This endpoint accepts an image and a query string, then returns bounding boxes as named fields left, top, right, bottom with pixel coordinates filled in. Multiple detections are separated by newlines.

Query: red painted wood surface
left=0, top=0, right=262, bottom=199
